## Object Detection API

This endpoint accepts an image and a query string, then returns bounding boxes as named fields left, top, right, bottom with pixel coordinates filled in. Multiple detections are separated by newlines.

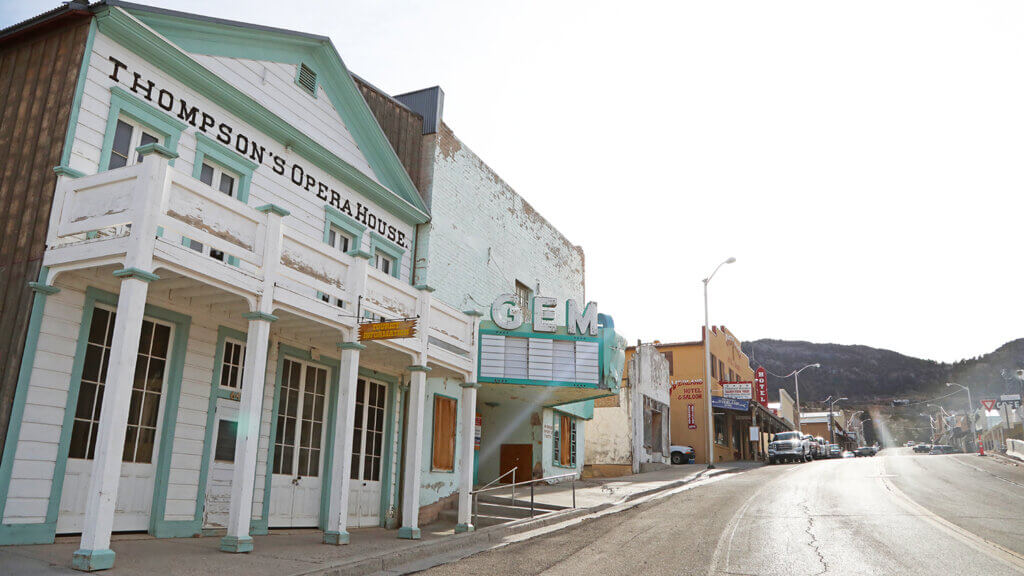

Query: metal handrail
left=470, top=471, right=579, bottom=524
left=474, top=466, right=517, bottom=494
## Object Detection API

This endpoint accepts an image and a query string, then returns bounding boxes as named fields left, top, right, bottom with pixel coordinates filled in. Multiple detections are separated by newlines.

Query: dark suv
left=769, top=431, right=810, bottom=464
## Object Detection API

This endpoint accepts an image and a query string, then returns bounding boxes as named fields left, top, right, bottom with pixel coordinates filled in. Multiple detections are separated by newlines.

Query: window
left=552, top=413, right=577, bottom=467
left=431, top=395, right=457, bottom=471
left=107, top=117, right=160, bottom=169
left=69, top=307, right=171, bottom=463
left=374, top=252, right=394, bottom=276
left=214, top=419, right=237, bottom=462
left=219, top=339, right=246, bottom=390
left=515, top=281, right=532, bottom=317
left=714, top=413, right=727, bottom=446
left=719, top=360, right=725, bottom=382
left=328, top=226, right=352, bottom=254
left=710, top=354, right=718, bottom=378
left=100, top=87, right=185, bottom=172
left=199, top=161, right=238, bottom=197
left=662, top=351, right=674, bottom=376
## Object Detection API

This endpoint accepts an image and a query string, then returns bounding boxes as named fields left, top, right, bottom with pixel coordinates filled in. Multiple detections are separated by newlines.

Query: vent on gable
left=297, top=63, right=317, bottom=96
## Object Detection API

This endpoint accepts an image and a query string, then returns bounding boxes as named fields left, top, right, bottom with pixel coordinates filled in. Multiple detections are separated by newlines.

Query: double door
left=58, top=308, right=172, bottom=533
left=347, top=378, right=388, bottom=528
left=269, top=358, right=329, bottom=527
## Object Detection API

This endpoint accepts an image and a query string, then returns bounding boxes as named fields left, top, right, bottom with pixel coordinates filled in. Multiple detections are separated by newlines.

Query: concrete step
left=438, top=508, right=525, bottom=528
left=477, top=494, right=567, bottom=512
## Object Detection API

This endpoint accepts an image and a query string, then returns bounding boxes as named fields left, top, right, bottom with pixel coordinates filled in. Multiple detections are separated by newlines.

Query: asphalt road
left=419, top=449, right=1024, bottom=575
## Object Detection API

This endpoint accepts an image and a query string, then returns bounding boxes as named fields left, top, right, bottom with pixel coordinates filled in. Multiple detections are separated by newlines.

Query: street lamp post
left=946, top=382, right=976, bottom=452
left=825, top=396, right=847, bottom=445
left=703, top=256, right=736, bottom=469
left=785, top=363, right=820, bottom=432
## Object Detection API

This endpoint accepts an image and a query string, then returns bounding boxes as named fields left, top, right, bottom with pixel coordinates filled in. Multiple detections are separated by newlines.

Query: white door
left=269, top=358, right=329, bottom=527
left=348, top=378, right=387, bottom=528
left=202, top=400, right=237, bottom=529
left=58, top=308, right=172, bottom=534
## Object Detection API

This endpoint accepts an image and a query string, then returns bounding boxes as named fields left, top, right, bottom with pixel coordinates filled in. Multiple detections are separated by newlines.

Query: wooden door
left=499, top=444, right=532, bottom=483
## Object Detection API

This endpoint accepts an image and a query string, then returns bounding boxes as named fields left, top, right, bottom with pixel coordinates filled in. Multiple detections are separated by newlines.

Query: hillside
left=740, top=338, right=1024, bottom=407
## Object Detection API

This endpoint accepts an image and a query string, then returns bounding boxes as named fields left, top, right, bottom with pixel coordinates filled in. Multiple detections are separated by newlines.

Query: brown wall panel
left=0, top=18, right=90, bottom=459
left=353, top=77, right=428, bottom=195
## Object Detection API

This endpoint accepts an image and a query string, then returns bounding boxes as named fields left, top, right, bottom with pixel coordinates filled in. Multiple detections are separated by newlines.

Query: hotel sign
left=755, top=367, right=768, bottom=406
left=358, top=319, right=417, bottom=341
left=712, top=396, right=749, bottom=411
left=721, top=381, right=753, bottom=400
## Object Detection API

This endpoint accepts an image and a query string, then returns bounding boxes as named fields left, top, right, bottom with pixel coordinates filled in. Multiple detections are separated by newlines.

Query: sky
left=5, top=1, right=1024, bottom=364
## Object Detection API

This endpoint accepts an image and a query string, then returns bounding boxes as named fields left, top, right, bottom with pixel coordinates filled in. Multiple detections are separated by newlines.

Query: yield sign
left=981, top=399, right=997, bottom=411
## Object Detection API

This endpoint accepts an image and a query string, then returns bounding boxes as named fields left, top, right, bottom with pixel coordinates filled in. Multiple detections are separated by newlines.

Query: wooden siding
left=353, top=77, right=428, bottom=197
left=0, top=18, right=91, bottom=461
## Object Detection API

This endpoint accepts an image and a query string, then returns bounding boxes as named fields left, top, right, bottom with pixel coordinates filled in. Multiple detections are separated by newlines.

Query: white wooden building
left=0, top=2, right=481, bottom=571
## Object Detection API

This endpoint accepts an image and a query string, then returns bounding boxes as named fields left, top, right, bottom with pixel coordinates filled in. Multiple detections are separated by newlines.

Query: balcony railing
left=45, top=154, right=477, bottom=366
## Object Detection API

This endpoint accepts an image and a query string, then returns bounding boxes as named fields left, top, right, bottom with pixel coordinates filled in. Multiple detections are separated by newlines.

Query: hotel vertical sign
left=755, top=366, right=768, bottom=407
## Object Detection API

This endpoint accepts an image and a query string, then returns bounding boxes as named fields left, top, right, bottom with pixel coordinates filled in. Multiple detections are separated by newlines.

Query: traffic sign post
left=981, top=399, right=997, bottom=411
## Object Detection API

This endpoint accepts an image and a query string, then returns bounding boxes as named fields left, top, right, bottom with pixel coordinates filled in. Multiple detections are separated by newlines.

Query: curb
left=295, top=468, right=728, bottom=576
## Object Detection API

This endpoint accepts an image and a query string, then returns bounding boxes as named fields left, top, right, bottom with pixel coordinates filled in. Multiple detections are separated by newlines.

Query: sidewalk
left=0, top=462, right=758, bottom=576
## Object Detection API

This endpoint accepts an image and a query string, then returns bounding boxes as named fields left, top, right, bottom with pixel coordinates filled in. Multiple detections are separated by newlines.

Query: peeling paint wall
left=418, top=376, right=464, bottom=508
left=630, top=345, right=671, bottom=471
left=424, top=123, right=585, bottom=315
left=584, top=388, right=632, bottom=466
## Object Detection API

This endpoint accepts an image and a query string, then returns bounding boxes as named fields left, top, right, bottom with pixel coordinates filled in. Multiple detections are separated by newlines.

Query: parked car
left=842, top=451, right=855, bottom=458
left=768, top=431, right=810, bottom=464
left=670, top=445, right=695, bottom=464
left=855, top=446, right=875, bottom=457
left=906, top=441, right=915, bottom=447
left=829, top=445, right=841, bottom=458
left=929, top=445, right=959, bottom=455
left=803, top=434, right=818, bottom=460
left=814, top=437, right=828, bottom=459
left=913, top=444, right=932, bottom=453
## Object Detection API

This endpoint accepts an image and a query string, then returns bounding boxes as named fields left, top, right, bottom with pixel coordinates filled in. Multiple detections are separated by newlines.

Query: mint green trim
left=136, top=142, right=178, bottom=160
left=462, top=310, right=484, bottom=317
left=242, top=311, right=278, bottom=322
left=429, top=393, right=458, bottom=473
left=550, top=413, right=577, bottom=469
left=28, top=282, right=60, bottom=295
left=337, top=341, right=366, bottom=351
left=407, top=365, right=431, bottom=373
left=477, top=376, right=600, bottom=389
left=370, top=232, right=404, bottom=279
left=53, top=165, right=86, bottom=178
left=455, top=523, right=474, bottom=533
left=219, top=535, right=253, bottom=553
left=294, top=62, right=319, bottom=98
left=459, top=382, right=480, bottom=389
left=323, top=204, right=366, bottom=255
left=262, top=345, right=339, bottom=531
left=255, top=204, right=290, bottom=217
left=72, top=548, right=116, bottom=571
left=350, top=249, right=372, bottom=260
left=99, top=7, right=429, bottom=224
left=414, top=284, right=435, bottom=293
left=479, top=324, right=601, bottom=342
left=376, top=371, right=399, bottom=527
left=0, top=267, right=55, bottom=544
left=60, top=18, right=97, bottom=168
left=384, top=381, right=405, bottom=529
left=195, top=325, right=248, bottom=533
left=98, top=86, right=186, bottom=171
left=323, top=530, right=349, bottom=544
left=398, top=526, right=421, bottom=540
left=113, top=267, right=160, bottom=282
left=193, top=133, right=257, bottom=204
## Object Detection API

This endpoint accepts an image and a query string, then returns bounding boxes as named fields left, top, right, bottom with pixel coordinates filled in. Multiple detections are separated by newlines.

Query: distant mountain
left=740, top=338, right=1024, bottom=407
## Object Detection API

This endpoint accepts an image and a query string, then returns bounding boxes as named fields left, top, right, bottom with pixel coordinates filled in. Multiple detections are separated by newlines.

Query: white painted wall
left=68, top=32, right=414, bottom=283
left=629, top=345, right=671, bottom=471
left=418, top=376, right=464, bottom=508
left=583, top=389, right=632, bottom=467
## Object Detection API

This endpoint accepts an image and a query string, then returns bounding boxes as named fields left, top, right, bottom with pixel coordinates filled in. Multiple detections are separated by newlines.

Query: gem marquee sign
left=479, top=294, right=603, bottom=387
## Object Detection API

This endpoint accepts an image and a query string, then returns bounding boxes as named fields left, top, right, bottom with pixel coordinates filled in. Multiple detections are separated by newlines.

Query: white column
left=73, top=145, right=171, bottom=572
left=455, top=382, right=479, bottom=533
left=399, top=364, right=429, bottom=539
left=324, top=338, right=364, bottom=544
left=221, top=203, right=287, bottom=553
left=219, top=311, right=274, bottom=553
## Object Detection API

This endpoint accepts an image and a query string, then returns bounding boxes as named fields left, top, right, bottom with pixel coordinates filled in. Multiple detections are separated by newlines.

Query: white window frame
left=199, top=160, right=240, bottom=198
left=109, top=116, right=161, bottom=169
left=218, top=338, right=246, bottom=391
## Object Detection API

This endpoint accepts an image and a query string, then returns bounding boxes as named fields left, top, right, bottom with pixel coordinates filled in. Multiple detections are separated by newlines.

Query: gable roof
left=95, top=1, right=429, bottom=223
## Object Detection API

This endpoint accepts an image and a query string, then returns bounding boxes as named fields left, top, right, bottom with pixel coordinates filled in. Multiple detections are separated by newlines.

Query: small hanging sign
left=358, top=318, right=418, bottom=341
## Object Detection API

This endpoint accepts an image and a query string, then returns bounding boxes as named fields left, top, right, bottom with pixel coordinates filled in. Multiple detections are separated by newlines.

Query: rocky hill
left=740, top=338, right=1024, bottom=408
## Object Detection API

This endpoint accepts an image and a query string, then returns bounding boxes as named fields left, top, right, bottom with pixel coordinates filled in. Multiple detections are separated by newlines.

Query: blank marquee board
left=479, top=334, right=600, bottom=386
